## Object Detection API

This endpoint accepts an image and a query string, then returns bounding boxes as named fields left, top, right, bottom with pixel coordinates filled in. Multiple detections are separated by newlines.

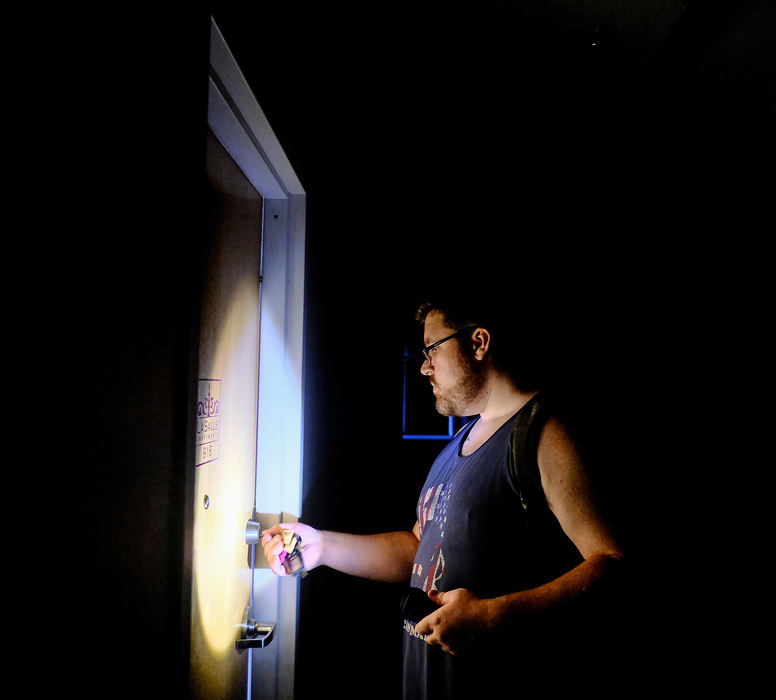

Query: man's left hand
left=414, top=588, right=495, bottom=656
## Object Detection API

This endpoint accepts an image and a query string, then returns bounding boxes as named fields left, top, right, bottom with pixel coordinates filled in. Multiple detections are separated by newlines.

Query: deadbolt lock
left=244, top=519, right=261, bottom=545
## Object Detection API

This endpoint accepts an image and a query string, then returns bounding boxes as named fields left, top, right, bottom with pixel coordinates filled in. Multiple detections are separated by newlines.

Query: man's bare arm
left=262, top=521, right=421, bottom=584
left=537, top=415, right=623, bottom=561
left=318, top=528, right=420, bottom=582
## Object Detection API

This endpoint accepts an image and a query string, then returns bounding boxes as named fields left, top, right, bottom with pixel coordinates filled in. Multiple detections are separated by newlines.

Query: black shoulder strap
left=508, top=393, right=585, bottom=583
left=508, top=393, right=549, bottom=512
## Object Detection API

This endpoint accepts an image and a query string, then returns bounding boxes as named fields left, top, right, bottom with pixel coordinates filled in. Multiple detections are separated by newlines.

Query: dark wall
left=45, top=9, right=212, bottom=699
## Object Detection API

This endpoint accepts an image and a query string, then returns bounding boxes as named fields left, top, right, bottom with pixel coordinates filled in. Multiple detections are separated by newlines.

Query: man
left=262, top=291, right=625, bottom=698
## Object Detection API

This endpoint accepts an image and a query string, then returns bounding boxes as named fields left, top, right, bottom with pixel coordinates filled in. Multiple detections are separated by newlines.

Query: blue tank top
left=402, top=397, right=582, bottom=699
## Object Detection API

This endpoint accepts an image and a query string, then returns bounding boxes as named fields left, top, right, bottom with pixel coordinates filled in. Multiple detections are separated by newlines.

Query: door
left=189, top=127, right=264, bottom=699
left=188, top=18, right=306, bottom=700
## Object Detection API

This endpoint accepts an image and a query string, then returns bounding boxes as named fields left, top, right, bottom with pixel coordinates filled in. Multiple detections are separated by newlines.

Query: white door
left=189, top=19, right=306, bottom=700
left=189, top=126, right=264, bottom=699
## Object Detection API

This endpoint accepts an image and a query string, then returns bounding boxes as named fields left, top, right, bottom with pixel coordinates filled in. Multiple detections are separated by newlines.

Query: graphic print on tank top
left=411, top=428, right=476, bottom=595
left=415, top=482, right=448, bottom=593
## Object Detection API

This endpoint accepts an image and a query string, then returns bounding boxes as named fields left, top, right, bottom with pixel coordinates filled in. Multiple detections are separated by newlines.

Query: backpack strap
left=508, top=393, right=549, bottom=512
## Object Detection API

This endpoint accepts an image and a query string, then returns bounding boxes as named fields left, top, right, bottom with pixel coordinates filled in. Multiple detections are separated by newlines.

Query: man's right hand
left=261, top=522, right=322, bottom=576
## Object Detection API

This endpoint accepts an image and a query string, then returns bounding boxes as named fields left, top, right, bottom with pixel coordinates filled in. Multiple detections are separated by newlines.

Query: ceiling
left=210, top=0, right=773, bottom=263
left=211, top=1, right=771, bottom=171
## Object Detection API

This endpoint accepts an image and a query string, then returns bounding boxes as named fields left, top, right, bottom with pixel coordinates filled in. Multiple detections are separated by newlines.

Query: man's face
left=421, top=311, right=485, bottom=417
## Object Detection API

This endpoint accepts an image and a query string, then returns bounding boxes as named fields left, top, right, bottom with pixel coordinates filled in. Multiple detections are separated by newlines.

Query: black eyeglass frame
left=420, top=326, right=477, bottom=363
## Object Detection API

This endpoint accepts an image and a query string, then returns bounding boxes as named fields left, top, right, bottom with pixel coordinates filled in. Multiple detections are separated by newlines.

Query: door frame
left=202, top=17, right=306, bottom=698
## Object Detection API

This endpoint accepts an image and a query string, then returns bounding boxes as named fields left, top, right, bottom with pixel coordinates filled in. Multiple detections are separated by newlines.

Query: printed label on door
left=196, top=378, right=221, bottom=467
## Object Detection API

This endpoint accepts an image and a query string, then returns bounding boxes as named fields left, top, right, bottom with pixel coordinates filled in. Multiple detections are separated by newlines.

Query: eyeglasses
left=421, top=326, right=476, bottom=364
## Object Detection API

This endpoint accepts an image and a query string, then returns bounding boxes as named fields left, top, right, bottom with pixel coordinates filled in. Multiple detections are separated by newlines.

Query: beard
left=433, top=351, right=487, bottom=417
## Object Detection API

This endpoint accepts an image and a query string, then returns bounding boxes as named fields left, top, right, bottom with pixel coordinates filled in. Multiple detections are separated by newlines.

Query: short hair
left=415, top=286, right=548, bottom=392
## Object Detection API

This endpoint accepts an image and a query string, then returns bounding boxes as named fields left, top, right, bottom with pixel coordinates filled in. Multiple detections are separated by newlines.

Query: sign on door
left=196, top=378, right=221, bottom=467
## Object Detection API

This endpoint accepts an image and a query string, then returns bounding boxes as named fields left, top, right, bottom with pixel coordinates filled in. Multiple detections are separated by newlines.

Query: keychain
left=278, top=529, right=306, bottom=576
